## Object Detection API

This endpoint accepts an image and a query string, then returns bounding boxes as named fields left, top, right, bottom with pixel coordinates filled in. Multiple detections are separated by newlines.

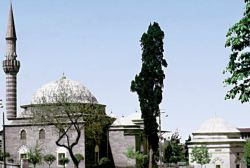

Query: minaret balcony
left=2, top=59, right=20, bottom=74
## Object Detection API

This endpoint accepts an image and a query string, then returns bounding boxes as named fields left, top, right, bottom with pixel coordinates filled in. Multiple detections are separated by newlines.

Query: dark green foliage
left=224, top=0, right=250, bottom=102
left=244, top=140, right=250, bottom=167
left=0, top=152, right=10, bottom=161
left=163, top=131, right=185, bottom=163
left=125, top=147, right=148, bottom=168
left=27, top=145, right=43, bottom=168
left=99, top=157, right=113, bottom=168
left=74, top=153, right=84, bottom=166
left=59, top=157, right=69, bottom=168
left=191, top=146, right=210, bottom=167
left=131, top=22, right=167, bottom=154
left=43, top=154, right=56, bottom=168
left=184, top=135, right=191, bottom=162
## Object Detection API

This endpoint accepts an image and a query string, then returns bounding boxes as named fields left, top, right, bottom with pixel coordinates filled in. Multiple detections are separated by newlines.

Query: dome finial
left=61, top=72, right=66, bottom=80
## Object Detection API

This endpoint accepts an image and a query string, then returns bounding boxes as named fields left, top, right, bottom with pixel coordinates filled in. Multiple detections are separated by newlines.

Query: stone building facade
left=109, top=113, right=145, bottom=168
left=188, top=117, right=246, bottom=168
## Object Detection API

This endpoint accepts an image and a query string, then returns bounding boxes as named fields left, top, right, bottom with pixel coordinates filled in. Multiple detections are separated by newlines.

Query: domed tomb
left=31, top=76, right=98, bottom=104
left=194, top=116, right=240, bottom=134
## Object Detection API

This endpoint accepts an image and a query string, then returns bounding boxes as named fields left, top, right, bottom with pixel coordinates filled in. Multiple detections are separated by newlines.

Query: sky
left=0, top=0, right=249, bottom=141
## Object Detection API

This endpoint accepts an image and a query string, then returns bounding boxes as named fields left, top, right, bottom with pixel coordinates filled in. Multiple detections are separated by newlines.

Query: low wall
left=0, top=161, right=20, bottom=168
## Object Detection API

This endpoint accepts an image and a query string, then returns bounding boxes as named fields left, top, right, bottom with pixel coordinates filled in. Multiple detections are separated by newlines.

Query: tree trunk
left=68, top=148, right=79, bottom=168
left=148, top=148, right=153, bottom=168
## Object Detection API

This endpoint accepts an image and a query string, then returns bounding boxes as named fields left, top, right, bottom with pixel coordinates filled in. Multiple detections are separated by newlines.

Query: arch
left=20, top=129, right=26, bottom=140
left=39, top=128, right=45, bottom=139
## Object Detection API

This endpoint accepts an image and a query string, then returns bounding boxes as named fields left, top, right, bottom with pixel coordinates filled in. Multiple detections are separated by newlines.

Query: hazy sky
left=0, top=0, right=249, bottom=140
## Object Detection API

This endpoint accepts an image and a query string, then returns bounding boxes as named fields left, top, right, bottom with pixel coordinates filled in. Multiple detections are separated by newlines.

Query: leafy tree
left=74, top=153, right=84, bottom=167
left=191, top=146, right=210, bottom=168
left=163, top=131, right=185, bottom=163
left=184, top=135, right=191, bottom=162
left=244, top=140, right=250, bottom=168
left=131, top=22, right=167, bottom=168
left=27, top=145, right=43, bottom=168
left=59, top=157, right=69, bottom=168
left=29, top=77, right=113, bottom=168
left=125, top=146, right=148, bottom=168
left=43, top=154, right=56, bottom=168
left=0, top=152, right=10, bottom=161
left=224, top=0, right=250, bottom=102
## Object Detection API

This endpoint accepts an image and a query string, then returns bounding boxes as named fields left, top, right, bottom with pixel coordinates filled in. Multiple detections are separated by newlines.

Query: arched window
left=39, top=129, right=45, bottom=139
left=20, top=130, right=26, bottom=140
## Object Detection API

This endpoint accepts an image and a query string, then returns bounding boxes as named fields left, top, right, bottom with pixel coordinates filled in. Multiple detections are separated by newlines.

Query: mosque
left=1, top=2, right=250, bottom=168
left=1, top=3, right=145, bottom=168
left=2, top=3, right=112, bottom=168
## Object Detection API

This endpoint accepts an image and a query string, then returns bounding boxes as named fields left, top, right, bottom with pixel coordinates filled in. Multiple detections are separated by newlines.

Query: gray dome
left=31, top=76, right=98, bottom=104
left=194, top=117, right=239, bottom=134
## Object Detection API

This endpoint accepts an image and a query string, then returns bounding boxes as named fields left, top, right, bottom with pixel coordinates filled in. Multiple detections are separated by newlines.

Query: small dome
left=112, top=112, right=142, bottom=126
left=194, top=117, right=239, bottom=133
left=31, top=76, right=98, bottom=104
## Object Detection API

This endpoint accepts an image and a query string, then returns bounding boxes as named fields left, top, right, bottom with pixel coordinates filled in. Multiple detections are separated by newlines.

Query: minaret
left=2, top=3, right=20, bottom=120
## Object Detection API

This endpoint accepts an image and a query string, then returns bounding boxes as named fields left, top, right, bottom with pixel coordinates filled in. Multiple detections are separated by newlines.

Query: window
left=58, top=153, right=66, bottom=166
left=20, top=153, right=27, bottom=160
left=236, top=164, right=240, bottom=168
left=20, top=130, right=26, bottom=140
left=216, top=165, right=220, bottom=168
left=39, top=129, right=45, bottom=139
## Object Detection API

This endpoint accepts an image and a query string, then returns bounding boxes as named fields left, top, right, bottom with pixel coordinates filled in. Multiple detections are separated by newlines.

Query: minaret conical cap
left=6, top=3, right=16, bottom=39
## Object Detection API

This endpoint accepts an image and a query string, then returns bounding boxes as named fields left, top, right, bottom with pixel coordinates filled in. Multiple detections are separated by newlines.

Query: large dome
left=194, top=116, right=239, bottom=134
left=31, top=76, right=98, bottom=104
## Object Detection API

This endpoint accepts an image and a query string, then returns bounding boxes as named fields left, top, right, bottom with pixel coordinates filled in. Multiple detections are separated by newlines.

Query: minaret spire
left=6, top=2, right=16, bottom=40
left=2, top=2, right=20, bottom=120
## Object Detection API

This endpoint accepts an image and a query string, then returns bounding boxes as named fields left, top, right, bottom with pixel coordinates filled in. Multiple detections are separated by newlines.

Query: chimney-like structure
left=2, top=3, right=20, bottom=120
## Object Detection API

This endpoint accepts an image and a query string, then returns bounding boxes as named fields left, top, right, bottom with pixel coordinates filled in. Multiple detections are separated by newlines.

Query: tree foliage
left=125, top=146, right=148, bottom=168
left=27, top=145, right=43, bottom=168
left=131, top=22, right=167, bottom=159
left=244, top=140, right=250, bottom=167
left=164, top=131, right=185, bottom=163
left=224, top=0, right=250, bottom=102
left=43, top=154, right=56, bottom=168
left=29, top=77, right=113, bottom=168
left=59, top=157, right=70, bottom=168
left=191, top=146, right=210, bottom=168
left=74, top=153, right=84, bottom=167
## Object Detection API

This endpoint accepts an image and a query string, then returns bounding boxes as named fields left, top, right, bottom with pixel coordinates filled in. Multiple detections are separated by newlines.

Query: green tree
left=131, top=22, right=167, bottom=168
left=30, top=77, right=113, bottom=168
left=43, top=154, right=56, bottom=168
left=59, top=157, right=69, bottom=168
left=163, top=131, right=185, bottom=163
left=27, top=145, right=43, bottom=168
left=125, top=146, right=148, bottom=168
left=224, top=0, right=250, bottom=102
left=74, top=153, right=84, bottom=167
left=191, top=146, right=210, bottom=168
left=244, top=140, right=250, bottom=168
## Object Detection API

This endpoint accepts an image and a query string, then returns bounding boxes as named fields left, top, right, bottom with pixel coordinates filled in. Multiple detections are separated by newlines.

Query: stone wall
left=109, top=130, right=136, bottom=168
left=5, top=124, right=85, bottom=168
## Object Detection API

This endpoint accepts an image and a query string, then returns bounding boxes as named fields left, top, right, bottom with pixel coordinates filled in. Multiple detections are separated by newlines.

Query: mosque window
left=20, top=130, right=26, bottom=140
left=39, top=129, right=45, bottom=139
left=57, top=153, right=66, bottom=166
